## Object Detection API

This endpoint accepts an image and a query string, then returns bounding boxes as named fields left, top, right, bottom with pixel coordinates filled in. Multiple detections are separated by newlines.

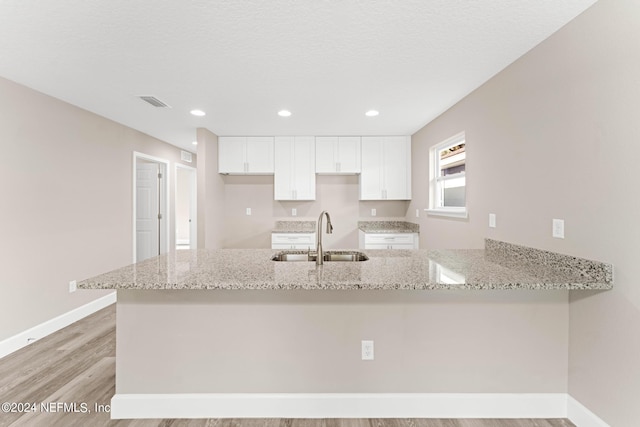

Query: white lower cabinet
left=358, top=230, right=419, bottom=249
left=271, top=233, right=316, bottom=250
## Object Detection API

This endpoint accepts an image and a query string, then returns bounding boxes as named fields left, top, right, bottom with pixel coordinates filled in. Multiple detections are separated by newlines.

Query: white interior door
left=136, top=162, right=160, bottom=262
left=176, top=165, right=197, bottom=249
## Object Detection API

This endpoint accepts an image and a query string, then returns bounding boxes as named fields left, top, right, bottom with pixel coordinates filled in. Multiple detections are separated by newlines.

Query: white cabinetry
left=359, top=230, right=419, bottom=249
left=315, top=136, right=361, bottom=174
left=271, top=233, right=316, bottom=250
left=360, top=136, right=411, bottom=200
left=218, top=136, right=274, bottom=174
left=274, top=136, right=316, bottom=200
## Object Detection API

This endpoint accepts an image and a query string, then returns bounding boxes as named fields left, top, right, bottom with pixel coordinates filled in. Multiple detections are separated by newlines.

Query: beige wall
left=0, top=76, right=195, bottom=341
left=221, top=175, right=409, bottom=249
left=195, top=129, right=410, bottom=249
left=196, top=128, right=225, bottom=249
left=117, top=290, right=568, bottom=394
left=407, top=0, right=640, bottom=424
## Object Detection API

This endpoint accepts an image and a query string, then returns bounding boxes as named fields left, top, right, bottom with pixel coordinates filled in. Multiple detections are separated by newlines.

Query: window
left=426, top=132, right=467, bottom=218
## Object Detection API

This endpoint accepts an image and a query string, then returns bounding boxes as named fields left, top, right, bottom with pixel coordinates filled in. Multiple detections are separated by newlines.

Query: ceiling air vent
left=138, top=96, right=171, bottom=108
left=181, top=151, right=193, bottom=163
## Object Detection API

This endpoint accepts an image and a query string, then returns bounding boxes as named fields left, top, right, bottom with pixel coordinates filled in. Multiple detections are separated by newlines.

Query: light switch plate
left=552, top=218, right=565, bottom=238
left=292, top=208, right=297, bottom=217
left=69, top=280, right=77, bottom=293
left=246, top=208, right=252, bottom=216
left=416, top=209, right=420, bottom=218
left=489, top=213, right=496, bottom=228
left=371, top=209, right=377, bottom=217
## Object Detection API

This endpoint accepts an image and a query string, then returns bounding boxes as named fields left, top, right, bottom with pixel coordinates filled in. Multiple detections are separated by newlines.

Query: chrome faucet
left=316, top=210, right=333, bottom=265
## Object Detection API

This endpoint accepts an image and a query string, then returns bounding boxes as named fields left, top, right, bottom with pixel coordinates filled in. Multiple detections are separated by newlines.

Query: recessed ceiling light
left=278, top=110, right=292, bottom=117
left=190, top=109, right=206, bottom=117
left=192, top=141, right=198, bottom=146
left=365, top=110, right=379, bottom=117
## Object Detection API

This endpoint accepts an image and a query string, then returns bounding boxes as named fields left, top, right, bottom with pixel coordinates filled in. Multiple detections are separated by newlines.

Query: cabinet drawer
left=364, top=233, right=414, bottom=245
left=271, top=233, right=315, bottom=245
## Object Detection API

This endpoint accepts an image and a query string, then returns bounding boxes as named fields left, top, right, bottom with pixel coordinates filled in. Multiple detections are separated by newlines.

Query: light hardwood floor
left=0, top=305, right=575, bottom=427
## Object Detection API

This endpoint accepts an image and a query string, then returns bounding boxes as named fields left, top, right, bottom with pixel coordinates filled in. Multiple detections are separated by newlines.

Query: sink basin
left=323, top=252, right=369, bottom=262
left=271, top=253, right=312, bottom=262
left=271, top=251, right=369, bottom=262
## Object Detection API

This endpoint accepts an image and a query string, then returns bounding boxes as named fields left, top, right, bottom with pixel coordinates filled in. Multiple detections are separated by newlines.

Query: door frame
left=174, top=163, right=197, bottom=249
left=133, top=152, right=170, bottom=263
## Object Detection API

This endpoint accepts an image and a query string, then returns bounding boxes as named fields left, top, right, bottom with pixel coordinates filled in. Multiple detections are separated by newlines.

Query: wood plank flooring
left=0, top=304, right=575, bottom=427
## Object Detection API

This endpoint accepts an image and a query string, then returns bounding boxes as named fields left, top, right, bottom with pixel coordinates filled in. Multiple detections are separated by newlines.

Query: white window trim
left=427, top=131, right=468, bottom=219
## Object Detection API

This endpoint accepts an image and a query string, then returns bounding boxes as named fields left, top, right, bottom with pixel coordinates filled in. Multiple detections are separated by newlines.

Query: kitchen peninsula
left=78, top=239, right=612, bottom=419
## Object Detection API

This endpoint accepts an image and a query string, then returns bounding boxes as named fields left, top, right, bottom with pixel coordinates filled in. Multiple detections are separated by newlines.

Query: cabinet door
left=275, top=137, right=315, bottom=200
left=315, top=137, right=338, bottom=173
left=383, top=136, right=411, bottom=200
left=218, top=136, right=246, bottom=174
left=292, top=136, right=316, bottom=200
left=360, top=137, right=384, bottom=200
left=337, top=136, right=361, bottom=173
left=274, top=137, right=294, bottom=200
left=245, top=137, right=274, bottom=174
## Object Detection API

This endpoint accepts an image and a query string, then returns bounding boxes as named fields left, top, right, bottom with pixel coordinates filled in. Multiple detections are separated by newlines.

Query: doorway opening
left=133, top=152, right=170, bottom=263
left=175, top=164, right=197, bottom=250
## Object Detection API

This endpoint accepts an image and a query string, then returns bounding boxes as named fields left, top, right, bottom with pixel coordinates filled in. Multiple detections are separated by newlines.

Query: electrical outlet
left=416, top=209, right=420, bottom=218
left=246, top=208, right=252, bottom=216
left=371, top=208, right=377, bottom=217
left=361, top=340, right=374, bottom=361
left=292, top=208, right=297, bottom=217
left=489, top=213, right=496, bottom=228
left=552, top=218, right=565, bottom=239
left=69, top=280, right=77, bottom=293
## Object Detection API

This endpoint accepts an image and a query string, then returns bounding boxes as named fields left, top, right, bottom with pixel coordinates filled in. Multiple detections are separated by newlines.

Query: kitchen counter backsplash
left=358, top=221, right=419, bottom=233
left=272, top=220, right=316, bottom=233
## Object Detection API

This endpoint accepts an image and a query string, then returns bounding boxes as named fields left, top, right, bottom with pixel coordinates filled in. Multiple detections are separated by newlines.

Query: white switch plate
left=292, top=208, right=297, bottom=217
left=246, top=208, right=251, bottom=216
left=69, top=280, right=77, bottom=293
left=361, top=340, right=374, bottom=361
left=489, top=213, right=496, bottom=228
left=552, top=218, right=565, bottom=238
left=416, top=209, right=420, bottom=218
left=371, top=209, right=377, bottom=217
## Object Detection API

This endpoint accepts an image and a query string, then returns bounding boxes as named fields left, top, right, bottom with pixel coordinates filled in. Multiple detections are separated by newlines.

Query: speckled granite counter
left=358, top=221, right=419, bottom=233
left=78, top=239, right=612, bottom=291
left=272, top=220, right=316, bottom=233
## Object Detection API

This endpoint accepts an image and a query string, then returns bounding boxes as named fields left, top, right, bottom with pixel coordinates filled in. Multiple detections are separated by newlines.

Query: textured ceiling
left=0, top=0, right=598, bottom=152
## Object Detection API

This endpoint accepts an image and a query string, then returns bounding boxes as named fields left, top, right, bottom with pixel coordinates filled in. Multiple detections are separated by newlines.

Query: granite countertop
left=358, top=221, right=419, bottom=233
left=272, top=221, right=316, bottom=233
left=78, top=239, right=612, bottom=291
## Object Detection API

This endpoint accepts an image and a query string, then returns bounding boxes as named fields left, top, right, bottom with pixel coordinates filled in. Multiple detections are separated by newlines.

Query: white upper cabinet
left=360, top=136, right=412, bottom=200
left=218, top=136, right=274, bottom=174
left=315, top=136, right=361, bottom=174
left=274, top=136, right=316, bottom=200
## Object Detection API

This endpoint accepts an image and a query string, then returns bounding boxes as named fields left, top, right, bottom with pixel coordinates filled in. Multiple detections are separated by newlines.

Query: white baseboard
left=111, top=393, right=568, bottom=420
left=567, top=395, right=610, bottom=427
left=0, top=292, right=116, bottom=359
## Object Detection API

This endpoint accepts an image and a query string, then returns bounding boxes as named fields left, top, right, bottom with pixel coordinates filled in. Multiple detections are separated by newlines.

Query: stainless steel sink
left=323, top=252, right=369, bottom=262
left=271, top=251, right=369, bottom=262
left=271, top=253, right=312, bottom=262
